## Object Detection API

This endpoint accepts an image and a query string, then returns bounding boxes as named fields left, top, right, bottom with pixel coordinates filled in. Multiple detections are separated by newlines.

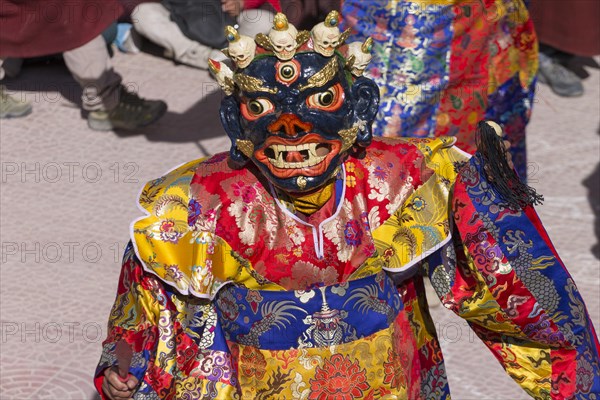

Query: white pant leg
left=132, top=3, right=197, bottom=59
left=63, top=35, right=122, bottom=111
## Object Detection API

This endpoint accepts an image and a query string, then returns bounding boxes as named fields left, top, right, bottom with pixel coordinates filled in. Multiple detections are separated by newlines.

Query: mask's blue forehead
left=240, top=52, right=349, bottom=97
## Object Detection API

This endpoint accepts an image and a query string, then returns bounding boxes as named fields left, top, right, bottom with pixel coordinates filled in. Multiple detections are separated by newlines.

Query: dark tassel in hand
left=476, top=120, right=544, bottom=210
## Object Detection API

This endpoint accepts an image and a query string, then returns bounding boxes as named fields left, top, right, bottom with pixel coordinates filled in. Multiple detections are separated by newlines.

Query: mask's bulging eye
left=306, top=83, right=344, bottom=111
left=249, top=100, right=264, bottom=114
left=241, top=98, right=275, bottom=121
left=318, top=91, right=334, bottom=106
left=275, top=60, right=301, bottom=86
left=281, top=65, right=294, bottom=79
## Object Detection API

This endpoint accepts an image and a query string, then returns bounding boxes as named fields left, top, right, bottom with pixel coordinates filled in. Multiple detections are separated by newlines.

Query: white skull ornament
left=268, top=13, right=298, bottom=61
left=346, top=38, right=373, bottom=77
left=311, top=11, right=341, bottom=57
left=225, top=26, right=256, bottom=69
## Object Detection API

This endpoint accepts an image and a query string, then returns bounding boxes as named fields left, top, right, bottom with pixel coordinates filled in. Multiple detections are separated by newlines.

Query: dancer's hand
left=222, top=0, right=244, bottom=16
left=102, top=367, right=138, bottom=400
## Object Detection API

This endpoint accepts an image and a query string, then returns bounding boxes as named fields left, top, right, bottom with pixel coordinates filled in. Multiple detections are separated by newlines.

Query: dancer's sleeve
left=95, top=158, right=240, bottom=398
left=93, top=243, right=160, bottom=398
left=426, top=152, right=600, bottom=398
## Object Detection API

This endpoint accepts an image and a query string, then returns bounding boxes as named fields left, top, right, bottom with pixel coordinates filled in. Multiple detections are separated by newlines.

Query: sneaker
left=0, top=85, right=32, bottom=118
left=538, top=52, right=584, bottom=97
left=87, top=86, right=167, bottom=131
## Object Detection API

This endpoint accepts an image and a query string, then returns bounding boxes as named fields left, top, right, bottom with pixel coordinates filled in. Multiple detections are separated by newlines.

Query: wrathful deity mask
left=215, top=13, right=379, bottom=193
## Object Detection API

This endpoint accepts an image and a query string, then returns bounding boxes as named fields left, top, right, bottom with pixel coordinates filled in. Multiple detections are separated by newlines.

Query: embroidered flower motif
left=308, top=354, right=370, bottom=399
left=188, top=199, right=202, bottom=226
left=159, top=219, right=182, bottom=243
left=165, top=264, right=184, bottom=282
left=383, top=348, right=405, bottom=389
left=232, top=180, right=257, bottom=204
left=411, top=196, right=426, bottom=211
left=292, top=247, right=303, bottom=257
left=232, top=181, right=247, bottom=197
left=346, top=162, right=355, bottom=173
left=373, top=166, right=388, bottom=180
left=192, top=264, right=212, bottom=288
left=280, top=262, right=339, bottom=290
left=344, top=220, right=363, bottom=246
left=232, top=180, right=257, bottom=203
left=383, top=247, right=395, bottom=260
left=204, top=209, right=216, bottom=224
left=240, top=346, right=267, bottom=380
left=346, top=175, right=356, bottom=187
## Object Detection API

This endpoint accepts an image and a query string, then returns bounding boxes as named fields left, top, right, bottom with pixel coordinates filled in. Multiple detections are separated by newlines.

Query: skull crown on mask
left=213, top=12, right=379, bottom=194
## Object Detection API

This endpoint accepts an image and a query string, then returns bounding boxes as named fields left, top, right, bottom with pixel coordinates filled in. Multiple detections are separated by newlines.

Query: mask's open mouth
left=264, top=142, right=332, bottom=167
left=255, top=134, right=341, bottom=178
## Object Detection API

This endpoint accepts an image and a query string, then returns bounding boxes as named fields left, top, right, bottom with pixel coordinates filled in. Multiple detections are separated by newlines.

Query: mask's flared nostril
left=268, top=113, right=313, bottom=136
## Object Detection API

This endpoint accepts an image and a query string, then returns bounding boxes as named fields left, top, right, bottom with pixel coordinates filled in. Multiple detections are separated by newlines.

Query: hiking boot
left=0, top=85, right=32, bottom=119
left=87, top=86, right=167, bottom=131
left=538, top=52, right=584, bottom=97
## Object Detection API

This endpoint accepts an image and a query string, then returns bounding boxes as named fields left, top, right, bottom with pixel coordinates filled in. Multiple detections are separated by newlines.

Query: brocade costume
left=343, top=0, right=538, bottom=178
left=95, top=137, right=600, bottom=399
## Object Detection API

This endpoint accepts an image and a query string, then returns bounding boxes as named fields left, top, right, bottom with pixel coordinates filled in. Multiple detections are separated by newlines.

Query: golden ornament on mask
left=225, top=25, right=240, bottom=43
left=254, top=33, right=273, bottom=50
left=296, top=176, right=307, bottom=190
left=324, top=10, right=339, bottom=27
left=345, top=55, right=356, bottom=70
left=338, top=28, right=352, bottom=46
left=298, top=58, right=338, bottom=91
left=333, top=166, right=341, bottom=179
left=236, top=139, right=255, bottom=158
left=296, top=30, right=311, bottom=46
left=339, top=126, right=359, bottom=151
left=234, top=73, right=277, bottom=94
left=273, top=13, right=289, bottom=31
left=361, top=37, right=373, bottom=53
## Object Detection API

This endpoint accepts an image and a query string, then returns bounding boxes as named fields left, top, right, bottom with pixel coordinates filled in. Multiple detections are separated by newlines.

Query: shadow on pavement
left=114, top=90, right=227, bottom=143
left=2, top=59, right=227, bottom=144
left=3, top=59, right=82, bottom=107
left=568, top=56, right=600, bottom=80
left=583, top=125, right=600, bottom=260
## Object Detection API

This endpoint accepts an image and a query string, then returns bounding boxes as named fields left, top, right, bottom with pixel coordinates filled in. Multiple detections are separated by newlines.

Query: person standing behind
left=129, top=0, right=280, bottom=70
left=530, top=0, right=600, bottom=97
left=0, top=0, right=167, bottom=130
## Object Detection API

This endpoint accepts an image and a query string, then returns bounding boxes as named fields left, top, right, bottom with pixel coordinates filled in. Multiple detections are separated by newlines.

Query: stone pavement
left=0, top=48, right=598, bottom=400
